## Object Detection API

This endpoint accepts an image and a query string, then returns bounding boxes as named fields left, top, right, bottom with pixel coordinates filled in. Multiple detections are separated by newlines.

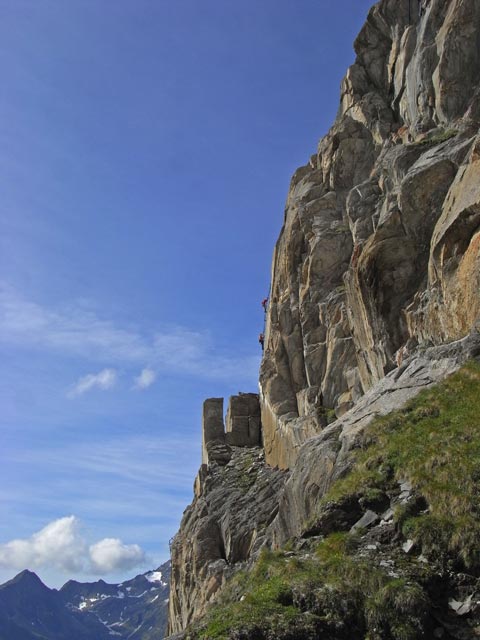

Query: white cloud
left=0, top=516, right=146, bottom=575
left=68, top=368, right=117, bottom=398
left=89, top=538, right=145, bottom=573
left=0, top=284, right=259, bottom=383
left=133, top=368, right=156, bottom=390
left=0, top=516, right=86, bottom=573
left=0, top=285, right=148, bottom=362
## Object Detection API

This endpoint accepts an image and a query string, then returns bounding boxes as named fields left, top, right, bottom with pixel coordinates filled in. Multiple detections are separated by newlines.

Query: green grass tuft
left=365, top=579, right=429, bottom=640
left=410, top=128, right=458, bottom=146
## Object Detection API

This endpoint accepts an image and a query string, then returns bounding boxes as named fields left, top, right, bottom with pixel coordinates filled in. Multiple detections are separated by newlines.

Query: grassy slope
left=186, top=362, right=480, bottom=640
left=325, top=360, right=480, bottom=568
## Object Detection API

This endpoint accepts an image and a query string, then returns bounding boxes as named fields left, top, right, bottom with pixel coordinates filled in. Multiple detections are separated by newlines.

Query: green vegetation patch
left=321, top=361, right=480, bottom=569
left=191, top=537, right=428, bottom=640
left=317, top=405, right=338, bottom=426
left=410, top=128, right=458, bottom=146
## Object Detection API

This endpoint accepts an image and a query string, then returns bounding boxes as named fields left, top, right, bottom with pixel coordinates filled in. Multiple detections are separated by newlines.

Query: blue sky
left=0, top=0, right=373, bottom=587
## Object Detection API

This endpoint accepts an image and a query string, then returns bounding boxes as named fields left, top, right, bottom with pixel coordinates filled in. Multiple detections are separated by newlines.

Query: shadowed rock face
left=260, top=0, right=480, bottom=469
left=226, top=394, right=261, bottom=448
left=168, top=448, right=287, bottom=635
left=168, top=395, right=285, bottom=635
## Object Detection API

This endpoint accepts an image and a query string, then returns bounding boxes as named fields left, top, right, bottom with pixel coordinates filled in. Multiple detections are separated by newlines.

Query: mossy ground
left=322, top=361, right=480, bottom=569
left=187, top=362, right=480, bottom=640
left=190, top=536, right=429, bottom=640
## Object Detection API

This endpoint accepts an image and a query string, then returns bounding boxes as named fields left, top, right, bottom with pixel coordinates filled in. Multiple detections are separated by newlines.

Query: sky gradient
left=0, top=0, right=374, bottom=587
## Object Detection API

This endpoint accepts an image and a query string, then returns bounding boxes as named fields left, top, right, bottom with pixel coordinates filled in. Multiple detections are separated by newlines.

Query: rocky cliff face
left=168, top=0, right=480, bottom=637
left=260, top=0, right=480, bottom=470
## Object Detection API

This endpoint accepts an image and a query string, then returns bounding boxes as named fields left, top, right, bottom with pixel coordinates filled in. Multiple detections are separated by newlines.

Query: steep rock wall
left=260, top=0, right=480, bottom=469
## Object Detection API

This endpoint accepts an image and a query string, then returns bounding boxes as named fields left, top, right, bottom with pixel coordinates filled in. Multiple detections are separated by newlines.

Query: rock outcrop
left=271, top=333, right=480, bottom=546
left=167, top=0, right=480, bottom=636
left=201, top=394, right=262, bottom=466
left=168, top=396, right=287, bottom=635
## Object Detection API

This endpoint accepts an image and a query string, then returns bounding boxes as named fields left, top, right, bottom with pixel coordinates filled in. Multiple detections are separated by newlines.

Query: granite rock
left=260, top=0, right=480, bottom=469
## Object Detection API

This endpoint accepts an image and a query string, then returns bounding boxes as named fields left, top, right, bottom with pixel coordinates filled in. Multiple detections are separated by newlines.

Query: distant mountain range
left=0, top=561, right=170, bottom=640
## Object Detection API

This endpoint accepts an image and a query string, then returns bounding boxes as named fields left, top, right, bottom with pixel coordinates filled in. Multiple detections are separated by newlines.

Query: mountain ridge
left=0, top=562, right=170, bottom=640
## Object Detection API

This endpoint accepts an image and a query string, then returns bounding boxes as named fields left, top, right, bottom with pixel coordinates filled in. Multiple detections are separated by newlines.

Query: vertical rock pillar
left=225, top=393, right=261, bottom=447
left=201, top=398, right=225, bottom=465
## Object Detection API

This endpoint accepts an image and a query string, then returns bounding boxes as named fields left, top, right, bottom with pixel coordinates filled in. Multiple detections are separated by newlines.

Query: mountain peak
left=1, top=569, right=45, bottom=589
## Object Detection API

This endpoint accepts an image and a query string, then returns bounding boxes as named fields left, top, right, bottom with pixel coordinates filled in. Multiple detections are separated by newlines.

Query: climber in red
left=261, top=297, right=268, bottom=312
left=258, top=333, right=265, bottom=351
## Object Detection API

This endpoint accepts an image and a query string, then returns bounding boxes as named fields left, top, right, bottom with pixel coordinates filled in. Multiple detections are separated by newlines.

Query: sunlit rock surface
left=260, top=0, right=480, bottom=469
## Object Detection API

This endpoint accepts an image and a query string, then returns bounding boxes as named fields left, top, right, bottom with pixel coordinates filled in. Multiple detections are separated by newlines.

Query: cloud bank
left=0, top=516, right=145, bottom=575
